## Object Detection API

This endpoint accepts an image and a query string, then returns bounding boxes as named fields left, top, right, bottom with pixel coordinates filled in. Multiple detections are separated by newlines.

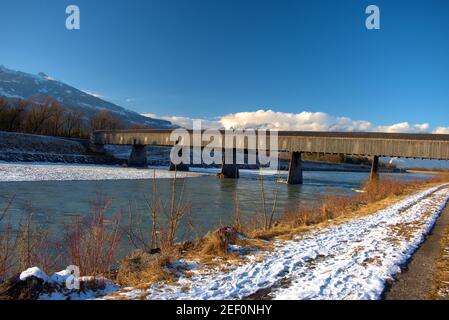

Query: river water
left=0, top=168, right=430, bottom=259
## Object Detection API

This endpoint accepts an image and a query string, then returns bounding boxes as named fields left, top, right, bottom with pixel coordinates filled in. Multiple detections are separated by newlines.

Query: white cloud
left=143, top=113, right=221, bottom=129
left=220, top=110, right=377, bottom=131
left=375, top=122, right=430, bottom=133
left=433, top=127, right=449, bottom=134
left=144, top=109, right=439, bottom=133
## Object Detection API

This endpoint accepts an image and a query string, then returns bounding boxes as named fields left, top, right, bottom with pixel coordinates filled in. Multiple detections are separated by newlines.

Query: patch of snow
left=15, top=265, right=119, bottom=300
left=116, top=184, right=449, bottom=300
left=0, top=88, right=24, bottom=99
left=39, top=277, right=119, bottom=300
left=19, top=267, right=49, bottom=282
left=48, top=269, right=72, bottom=286
left=0, top=162, right=209, bottom=182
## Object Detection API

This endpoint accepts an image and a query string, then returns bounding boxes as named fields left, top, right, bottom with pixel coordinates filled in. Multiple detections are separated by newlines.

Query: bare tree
left=0, top=98, right=27, bottom=132
left=63, top=110, right=86, bottom=138
left=90, top=110, right=124, bottom=131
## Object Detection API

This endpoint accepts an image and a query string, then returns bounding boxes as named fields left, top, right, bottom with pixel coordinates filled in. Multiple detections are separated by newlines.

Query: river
left=0, top=164, right=431, bottom=259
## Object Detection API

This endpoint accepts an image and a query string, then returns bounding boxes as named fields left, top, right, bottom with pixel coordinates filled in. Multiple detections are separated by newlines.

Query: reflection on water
left=0, top=170, right=430, bottom=256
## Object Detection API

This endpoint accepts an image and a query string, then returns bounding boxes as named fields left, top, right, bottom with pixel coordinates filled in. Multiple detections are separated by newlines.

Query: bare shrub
left=65, top=198, right=123, bottom=277
left=16, top=211, right=61, bottom=274
left=0, top=197, right=18, bottom=282
left=232, top=190, right=242, bottom=231
left=0, top=198, right=61, bottom=281
left=127, top=170, right=192, bottom=255
left=358, top=179, right=411, bottom=203
left=256, top=172, right=280, bottom=230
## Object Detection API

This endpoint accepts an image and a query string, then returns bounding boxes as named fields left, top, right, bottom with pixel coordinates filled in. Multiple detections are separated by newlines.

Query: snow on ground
left=0, top=162, right=208, bottom=182
left=17, top=266, right=119, bottom=300
left=113, top=184, right=449, bottom=300
left=38, top=276, right=119, bottom=301
left=0, top=162, right=285, bottom=182
left=20, top=267, right=49, bottom=282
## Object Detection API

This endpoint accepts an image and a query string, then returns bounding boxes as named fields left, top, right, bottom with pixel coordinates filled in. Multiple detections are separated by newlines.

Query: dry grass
left=250, top=175, right=449, bottom=241
left=199, top=227, right=238, bottom=257
left=116, top=255, right=174, bottom=289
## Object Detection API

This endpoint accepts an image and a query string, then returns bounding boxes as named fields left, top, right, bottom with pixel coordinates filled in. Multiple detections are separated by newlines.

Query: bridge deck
left=92, top=129, right=449, bottom=160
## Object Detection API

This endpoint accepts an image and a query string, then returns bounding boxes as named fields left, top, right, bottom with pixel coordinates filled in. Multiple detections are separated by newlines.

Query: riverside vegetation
left=1, top=171, right=449, bottom=299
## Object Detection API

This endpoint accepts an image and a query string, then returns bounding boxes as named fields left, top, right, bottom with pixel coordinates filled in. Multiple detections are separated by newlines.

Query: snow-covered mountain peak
left=37, top=72, right=53, bottom=80
left=0, top=65, right=174, bottom=128
left=0, top=65, right=15, bottom=74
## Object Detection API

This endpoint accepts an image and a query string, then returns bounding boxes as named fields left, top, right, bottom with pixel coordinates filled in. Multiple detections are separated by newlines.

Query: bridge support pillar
left=89, top=133, right=105, bottom=154
left=217, top=149, right=240, bottom=179
left=169, top=145, right=190, bottom=171
left=129, top=144, right=147, bottom=168
left=169, top=162, right=190, bottom=172
left=89, top=144, right=105, bottom=154
left=370, top=155, right=380, bottom=181
left=287, top=151, right=303, bottom=185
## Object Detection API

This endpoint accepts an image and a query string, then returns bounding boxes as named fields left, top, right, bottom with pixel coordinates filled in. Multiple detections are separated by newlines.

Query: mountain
left=0, top=65, right=174, bottom=128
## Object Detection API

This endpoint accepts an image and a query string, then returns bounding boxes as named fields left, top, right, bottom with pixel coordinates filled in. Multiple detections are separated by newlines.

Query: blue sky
left=1, top=0, right=449, bottom=130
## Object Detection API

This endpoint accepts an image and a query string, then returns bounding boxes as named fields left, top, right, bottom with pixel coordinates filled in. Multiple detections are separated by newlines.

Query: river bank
left=2, top=175, right=448, bottom=300
left=383, top=201, right=449, bottom=299
left=111, top=181, right=449, bottom=300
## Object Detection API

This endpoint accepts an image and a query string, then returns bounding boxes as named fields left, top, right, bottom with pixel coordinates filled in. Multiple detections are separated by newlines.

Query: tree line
left=0, top=97, right=127, bottom=139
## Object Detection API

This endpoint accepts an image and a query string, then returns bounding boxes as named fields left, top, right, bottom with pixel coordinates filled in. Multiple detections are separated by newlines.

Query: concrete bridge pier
left=169, top=162, right=190, bottom=172
left=89, top=144, right=105, bottom=154
left=169, top=142, right=190, bottom=172
left=287, top=151, right=303, bottom=185
left=128, top=144, right=147, bottom=168
left=370, top=155, right=380, bottom=181
left=217, top=149, right=240, bottom=179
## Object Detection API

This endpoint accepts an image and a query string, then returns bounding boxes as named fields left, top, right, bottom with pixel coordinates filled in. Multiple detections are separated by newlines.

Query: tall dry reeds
left=248, top=174, right=449, bottom=238
left=277, top=176, right=449, bottom=234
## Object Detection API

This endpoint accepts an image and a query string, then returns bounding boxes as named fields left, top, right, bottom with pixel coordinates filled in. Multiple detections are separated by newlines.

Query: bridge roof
left=94, top=129, right=449, bottom=141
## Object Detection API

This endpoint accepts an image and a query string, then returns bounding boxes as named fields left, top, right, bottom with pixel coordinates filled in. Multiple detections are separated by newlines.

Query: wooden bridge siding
left=278, top=136, right=449, bottom=160
left=93, top=132, right=449, bottom=160
left=93, top=132, right=175, bottom=147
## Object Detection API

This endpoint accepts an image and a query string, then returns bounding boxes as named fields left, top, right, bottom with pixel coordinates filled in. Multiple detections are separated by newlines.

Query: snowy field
left=109, top=184, right=449, bottom=300
left=0, top=162, right=208, bottom=182
left=0, top=162, right=287, bottom=182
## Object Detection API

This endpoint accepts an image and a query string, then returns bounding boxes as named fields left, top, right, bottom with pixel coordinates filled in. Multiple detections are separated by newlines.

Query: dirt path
left=383, top=202, right=449, bottom=300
